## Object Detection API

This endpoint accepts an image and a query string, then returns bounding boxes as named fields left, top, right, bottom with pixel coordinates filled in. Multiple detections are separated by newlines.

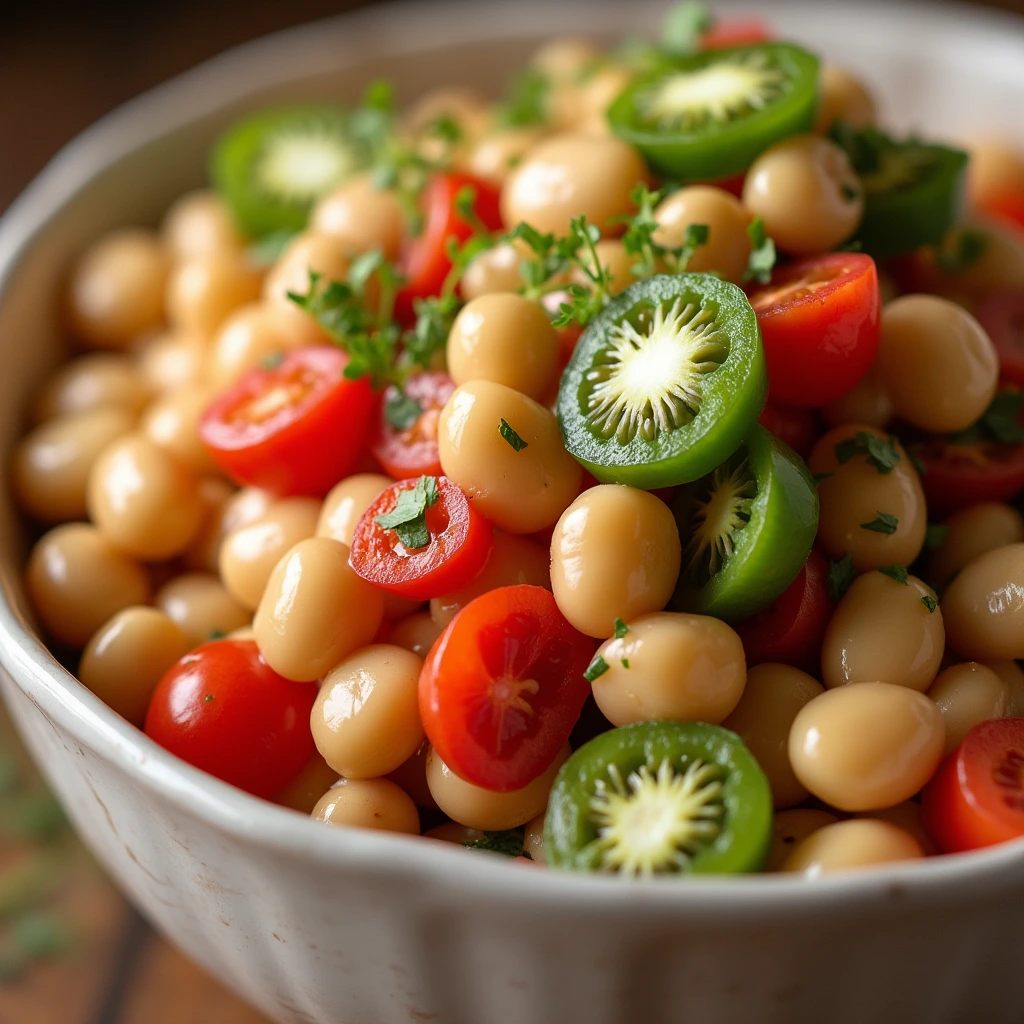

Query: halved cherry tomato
left=758, top=400, right=819, bottom=460
left=977, top=291, right=1024, bottom=386
left=199, top=346, right=375, bottom=496
left=748, top=253, right=880, bottom=408
left=922, top=718, right=1024, bottom=854
left=396, top=172, right=503, bottom=321
left=700, top=17, right=773, bottom=50
left=420, top=584, right=593, bottom=792
left=910, top=435, right=1024, bottom=516
left=349, top=476, right=493, bottom=600
left=734, top=549, right=833, bottom=673
left=371, top=371, right=456, bottom=479
left=540, top=289, right=584, bottom=368
left=978, top=191, right=1024, bottom=232
left=144, top=640, right=315, bottom=799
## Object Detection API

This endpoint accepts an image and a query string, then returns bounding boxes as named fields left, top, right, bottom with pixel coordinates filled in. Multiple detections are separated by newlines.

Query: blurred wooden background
left=0, top=1, right=1022, bottom=1021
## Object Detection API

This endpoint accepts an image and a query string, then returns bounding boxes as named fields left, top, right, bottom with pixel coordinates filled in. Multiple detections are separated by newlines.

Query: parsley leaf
left=743, top=216, right=777, bottom=284
left=662, top=1, right=713, bottom=55
left=935, top=228, right=988, bottom=274
left=260, top=351, right=285, bottom=370
left=921, top=595, right=938, bottom=613
left=878, top=564, right=909, bottom=585
left=613, top=617, right=629, bottom=638
left=621, top=657, right=630, bottom=669
left=374, top=476, right=440, bottom=550
left=827, top=554, right=856, bottom=601
left=924, top=523, right=948, bottom=551
left=584, top=654, right=610, bottom=682
left=247, top=229, right=298, bottom=269
left=812, top=471, right=833, bottom=486
left=465, top=829, right=526, bottom=857
left=833, top=431, right=902, bottom=474
left=861, top=512, right=899, bottom=535
left=982, top=391, right=1024, bottom=444
left=499, top=418, right=529, bottom=452
left=497, top=68, right=551, bottom=128
left=384, top=388, right=423, bottom=431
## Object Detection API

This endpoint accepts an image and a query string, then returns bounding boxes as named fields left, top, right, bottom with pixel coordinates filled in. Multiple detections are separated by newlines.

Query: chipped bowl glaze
left=1, top=2, right=1024, bottom=1022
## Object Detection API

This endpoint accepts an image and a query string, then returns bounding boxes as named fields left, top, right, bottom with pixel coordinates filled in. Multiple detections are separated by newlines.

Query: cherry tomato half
left=922, top=718, right=1024, bottom=854
left=370, top=371, right=456, bottom=479
left=978, top=191, right=1024, bottom=232
left=977, top=291, right=1024, bottom=387
left=748, top=253, right=880, bottom=408
left=396, top=172, right=503, bottom=321
left=420, top=584, right=593, bottom=792
left=758, top=400, right=819, bottom=460
left=700, top=17, right=773, bottom=50
left=200, top=346, right=375, bottom=496
left=910, top=435, right=1024, bottom=516
left=144, top=640, right=315, bottom=799
left=734, top=549, right=833, bottom=674
left=349, top=476, right=493, bottom=600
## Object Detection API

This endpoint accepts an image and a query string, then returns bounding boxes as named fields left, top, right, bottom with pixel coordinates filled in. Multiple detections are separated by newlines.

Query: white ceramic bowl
left=2, top=3, right=1024, bottom=1022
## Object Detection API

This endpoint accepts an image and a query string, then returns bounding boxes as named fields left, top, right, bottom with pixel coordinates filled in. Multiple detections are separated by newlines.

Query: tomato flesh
left=200, top=346, right=375, bottom=496
left=978, top=190, right=1024, bottom=232
left=757, top=400, right=819, bottom=459
left=734, top=549, right=833, bottom=673
left=144, top=640, right=315, bottom=799
left=911, top=435, right=1024, bottom=515
left=420, top=585, right=593, bottom=792
left=749, top=253, right=880, bottom=408
left=371, top=371, right=456, bottom=479
left=977, top=291, right=1024, bottom=387
left=349, top=476, right=493, bottom=600
left=700, top=17, right=773, bottom=50
left=922, top=718, right=1024, bottom=853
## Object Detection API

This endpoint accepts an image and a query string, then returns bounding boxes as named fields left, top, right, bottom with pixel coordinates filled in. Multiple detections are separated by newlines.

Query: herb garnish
left=834, top=431, right=902, bottom=474
left=878, top=564, right=909, bottom=585
left=374, top=475, right=440, bottom=550
left=860, top=512, right=899, bottom=535
left=584, top=655, right=610, bottom=682
left=827, top=554, right=856, bottom=601
left=921, top=595, right=938, bottom=613
left=613, top=618, right=630, bottom=639
left=743, top=216, right=778, bottom=284
left=499, top=419, right=529, bottom=452
left=465, top=829, right=527, bottom=857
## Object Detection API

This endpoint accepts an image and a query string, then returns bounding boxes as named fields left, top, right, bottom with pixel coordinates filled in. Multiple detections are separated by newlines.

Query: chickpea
left=460, top=242, right=527, bottom=301
left=315, top=473, right=392, bottom=546
left=742, top=136, right=863, bottom=255
left=814, top=64, right=876, bottom=133
left=184, top=483, right=267, bottom=574
left=927, top=661, right=1010, bottom=755
left=425, top=745, right=570, bottom=831
left=820, top=364, right=893, bottom=430
left=966, top=139, right=1024, bottom=211
left=652, top=187, right=752, bottom=284
left=575, top=64, right=632, bottom=124
left=550, top=484, right=681, bottom=638
left=311, top=173, right=405, bottom=259
left=876, top=296, right=998, bottom=433
left=766, top=809, right=838, bottom=871
left=789, top=682, right=945, bottom=811
left=386, top=741, right=439, bottom=810
left=501, top=134, right=646, bottom=237
left=387, top=612, right=443, bottom=658
left=931, top=503, right=1024, bottom=590
left=162, top=189, right=246, bottom=260
left=13, top=408, right=135, bottom=523
left=571, top=239, right=635, bottom=296
left=807, top=424, right=926, bottom=572
left=26, top=524, right=150, bottom=648
left=780, top=819, right=924, bottom=876
left=207, top=302, right=299, bottom=389
left=253, top=537, right=384, bottom=682
left=591, top=612, right=746, bottom=726
left=404, top=88, right=491, bottom=141
left=135, top=331, right=206, bottom=394
left=467, top=127, right=548, bottom=185
left=530, top=38, right=601, bottom=85
left=166, top=250, right=262, bottom=341
left=218, top=497, right=320, bottom=610
left=942, top=543, right=1024, bottom=661
left=722, top=663, right=823, bottom=809
left=33, top=353, right=149, bottom=424
left=523, top=812, right=547, bottom=864
left=424, top=822, right=486, bottom=845
left=86, top=433, right=205, bottom=560
left=857, top=800, right=937, bottom=855
left=78, top=607, right=189, bottom=725
left=447, top=294, right=560, bottom=401
left=311, top=644, right=424, bottom=778
left=66, top=229, right=170, bottom=349
left=438, top=380, right=581, bottom=534
left=821, top=570, right=944, bottom=692
left=140, top=385, right=219, bottom=475
left=154, top=572, right=250, bottom=649
left=986, top=660, right=1024, bottom=716
left=430, top=531, right=550, bottom=628
left=273, top=753, right=339, bottom=815
left=312, top=778, right=420, bottom=835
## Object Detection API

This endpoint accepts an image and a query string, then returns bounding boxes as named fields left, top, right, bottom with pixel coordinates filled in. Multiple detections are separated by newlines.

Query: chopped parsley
left=827, top=554, right=856, bottom=601
left=743, top=216, right=778, bottom=285
left=924, top=523, right=949, bottom=551
left=921, top=595, right=938, bottom=613
left=497, top=68, right=551, bottom=128
left=613, top=617, right=630, bottom=639
left=621, top=657, right=630, bottom=669
left=981, top=391, right=1024, bottom=444
left=834, top=431, right=902, bottom=474
left=935, top=227, right=988, bottom=275
left=878, top=564, right=909, bottom=585
left=499, top=418, right=529, bottom=452
left=204, top=694, right=215, bottom=703
left=465, top=829, right=526, bottom=857
left=384, top=388, right=424, bottom=431
left=860, top=512, right=899, bottom=535
left=619, top=185, right=708, bottom=278
left=662, top=1, right=713, bottom=55
left=584, top=654, right=610, bottom=682
left=259, top=351, right=285, bottom=370
left=374, top=475, right=440, bottom=550
left=812, top=471, right=833, bottom=486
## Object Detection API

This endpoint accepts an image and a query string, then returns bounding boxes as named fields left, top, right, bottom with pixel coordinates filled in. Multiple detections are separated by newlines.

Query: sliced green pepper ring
left=671, top=424, right=818, bottom=621
left=544, top=720, right=772, bottom=876
left=830, top=125, right=969, bottom=260
left=556, top=274, right=767, bottom=488
left=606, top=42, right=820, bottom=180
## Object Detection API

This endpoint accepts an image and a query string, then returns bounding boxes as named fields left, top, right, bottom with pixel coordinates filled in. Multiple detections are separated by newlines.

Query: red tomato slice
left=349, top=476, right=493, bottom=600
left=735, top=550, right=833, bottom=673
left=977, top=291, right=1024, bottom=386
left=978, top=191, right=1024, bottom=232
left=758, top=400, right=820, bottom=460
left=700, top=17, right=773, bottom=50
left=420, top=585, right=593, bottom=792
left=144, top=640, right=315, bottom=799
left=910, top=435, right=1024, bottom=516
left=370, top=371, right=456, bottom=479
left=396, top=172, right=503, bottom=321
left=922, top=718, right=1024, bottom=854
left=748, top=253, right=881, bottom=408
left=200, top=347, right=375, bottom=496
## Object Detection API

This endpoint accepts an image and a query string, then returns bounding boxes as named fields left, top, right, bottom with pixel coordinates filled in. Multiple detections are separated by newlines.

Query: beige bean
left=316, top=473, right=392, bottom=546
left=986, top=660, right=1024, bottom=716
left=33, top=353, right=149, bottom=424
left=570, top=238, right=635, bottom=296
left=311, top=173, right=405, bottom=259
left=789, top=682, right=945, bottom=811
left=424, top=822, right=486, bottom=845
left=855, top=800, right=938, bottom=856
left=312, top=777, right=420, bottom=834
left=135, top=331, right=206, bottom=394
left=927, top=662, right=1010, bottom=754
left=166, top=251, right=262, bottom=341
left=722, top=663, right=823, bottom=809
left=931, top=503, right=1024, bottom=590
left=386, top=741, right=439, bottom=810
left=460, top=243, right=527, bottom=301
left=387, top=612, right=443, bottom=658
left=814, top=64, right=876, bottom=133
left=550, top=484, right=681, bottom=638
left=162, top=189, right=246, bottom=260
left=78, top=607, right=189, bottom=725
left=820, top=364, right=893, bottom=429
left=942, top=543, right=1024, bottom=660
left=530, top=38, right=601, bottom=85
left=467, top=127, right=548, bottom=185
left=967, top=139, right=1024, bottom=211
left=207, top=302, right=300, bottom=389
left=780, top=818, right=924, bottom=875
left=26, top=523, right=150, bottom=648
left=766, top=809, right=839, bottom=871
left=141, top=385, right=219, bottom=475
left=273, top=752, right=340, bottom=815
left=182, top=477, right=237, bottom=573
left=523, top=811, right=547, bottom=865
left=155, top=572, right=250, bottom=649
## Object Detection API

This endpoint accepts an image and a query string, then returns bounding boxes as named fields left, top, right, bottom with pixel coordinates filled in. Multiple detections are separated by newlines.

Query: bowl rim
left=2, top=0, right=1024, bottom=914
